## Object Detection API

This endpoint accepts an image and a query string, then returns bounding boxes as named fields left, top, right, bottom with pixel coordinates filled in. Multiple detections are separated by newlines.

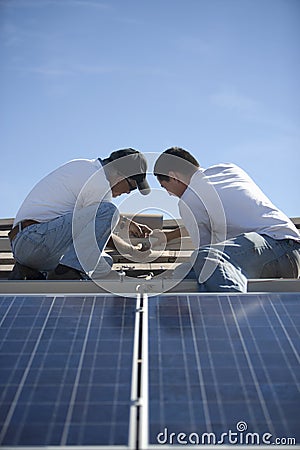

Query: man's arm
left=107, top=233, right=150, bottom=255
left=164, top=226, right=182, bottom=242
left=148, top=226, right=182, bottom=249
left=107, top=234, right=132, bottom=253
left=118, top=216, right=152, bottom=238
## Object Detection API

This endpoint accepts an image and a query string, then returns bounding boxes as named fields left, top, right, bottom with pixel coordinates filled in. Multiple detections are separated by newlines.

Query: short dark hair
left=103, top=148, right=138, bottom=164
left=153, top=147, right=200, bottom=181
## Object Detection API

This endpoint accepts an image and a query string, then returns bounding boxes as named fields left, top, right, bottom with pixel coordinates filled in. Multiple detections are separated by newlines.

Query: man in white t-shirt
left=153, top=147, right=300, bottom=292
left=9, top=148, right=151, bottom=280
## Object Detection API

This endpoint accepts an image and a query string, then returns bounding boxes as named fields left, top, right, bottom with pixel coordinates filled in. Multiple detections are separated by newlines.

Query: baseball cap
left=107, top=148, right=151, bottom=195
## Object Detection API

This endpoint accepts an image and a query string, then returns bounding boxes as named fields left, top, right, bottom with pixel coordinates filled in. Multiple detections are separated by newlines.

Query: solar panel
left=146, top=293, right=300, bottom=448
left=0, top=295, right=136, bottom=448
left=1, top=292, right=300, bottom=449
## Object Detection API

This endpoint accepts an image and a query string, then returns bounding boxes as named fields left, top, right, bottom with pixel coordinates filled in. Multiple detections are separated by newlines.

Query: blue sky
left=1, top=0, right=299, bottom=220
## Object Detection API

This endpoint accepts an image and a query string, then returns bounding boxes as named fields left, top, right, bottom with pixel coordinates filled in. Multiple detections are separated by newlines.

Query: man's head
left=153, top=147, right=199, bottom=197
left=102, top=148, right=150, bottom=198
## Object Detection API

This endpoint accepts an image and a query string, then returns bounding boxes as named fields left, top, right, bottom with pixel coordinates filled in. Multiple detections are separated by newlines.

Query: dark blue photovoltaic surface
left=148, top=293, right=300, bottom=446
left=0, top=295, right=136, bottom=447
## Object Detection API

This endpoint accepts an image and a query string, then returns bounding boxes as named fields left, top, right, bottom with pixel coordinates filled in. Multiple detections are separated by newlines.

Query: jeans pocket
left=13, top=233, right=51, bottom=269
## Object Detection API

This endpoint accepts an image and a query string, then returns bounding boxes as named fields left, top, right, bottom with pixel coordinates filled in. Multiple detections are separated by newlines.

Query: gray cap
left=107, top=148, right=151, bottom=195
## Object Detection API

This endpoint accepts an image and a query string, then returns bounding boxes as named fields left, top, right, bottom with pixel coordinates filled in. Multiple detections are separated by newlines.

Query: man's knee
left=96, top=201, right=118, bottom=216
left=193, top=246, right=231, bottom=285
left=96, top=202, right=119, bottom=229
left=192, top=246, right=247, bottom=292
left=93, top=253, right=113, bottom=277
left=194, top=246, right=224, bottom=269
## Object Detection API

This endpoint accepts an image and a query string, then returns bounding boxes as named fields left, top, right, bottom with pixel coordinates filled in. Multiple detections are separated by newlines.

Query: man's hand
left=110, top=234, right=152, bottom=259
left=131, top=245, right=152, bottom=261
left=149, top=229, right=167, bottom=249
left=128, top=220, right=152, bottom=238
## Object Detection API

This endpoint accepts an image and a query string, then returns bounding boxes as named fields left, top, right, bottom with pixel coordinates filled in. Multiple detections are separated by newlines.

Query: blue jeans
left=176, top=232, right=300, bottom=293
left=11, top=202, right=119, bottom=275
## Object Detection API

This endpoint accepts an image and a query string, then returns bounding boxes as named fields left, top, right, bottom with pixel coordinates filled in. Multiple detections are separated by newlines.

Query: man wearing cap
left=9, top=148, right=151, bottom=280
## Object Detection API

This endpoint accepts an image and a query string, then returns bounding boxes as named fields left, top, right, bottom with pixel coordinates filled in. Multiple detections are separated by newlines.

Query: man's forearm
left=107, top=233, right=133, bottom=254
left=165, top=227, right=182, bottom=242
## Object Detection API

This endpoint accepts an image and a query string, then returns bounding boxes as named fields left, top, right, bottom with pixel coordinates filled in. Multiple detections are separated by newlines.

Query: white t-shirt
left=179, top=164, right=300, bottom=248
left=14, top=159, right=112, bottom=226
